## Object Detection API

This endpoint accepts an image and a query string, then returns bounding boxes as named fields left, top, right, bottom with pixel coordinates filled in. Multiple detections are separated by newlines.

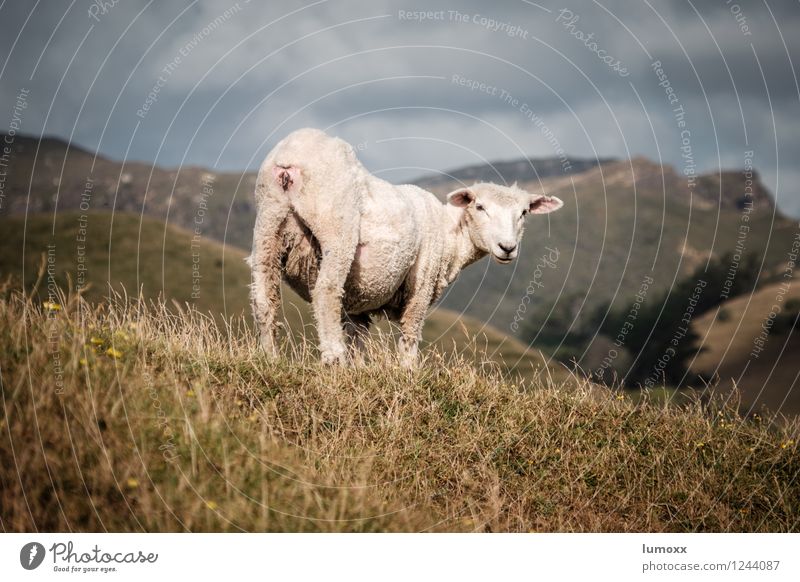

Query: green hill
left=692, top=277, right=800, bottom=416
left=0, top=210, right=251, bottom=318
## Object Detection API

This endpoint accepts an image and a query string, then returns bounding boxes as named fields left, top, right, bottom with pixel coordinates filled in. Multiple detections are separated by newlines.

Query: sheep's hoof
left=259, top=334, right=279, bottom=358
left=320, top=347, right=347, bottom=366
left=398, top=342, right=419, bottom=369
left=399, top=355, right=419, bottom=369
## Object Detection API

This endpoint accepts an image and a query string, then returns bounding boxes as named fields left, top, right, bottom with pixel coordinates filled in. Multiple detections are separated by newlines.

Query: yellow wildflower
left=43, top=301, right=62, bottom=311
left=206, top=501, right=218, bottom=510
left=106, top=347, right=123, bottom=359
left=90, top=337, right=104, bottom=346
left=186, top=389, right=196, bottom=397
left=126, top=478, right=139, bottom=489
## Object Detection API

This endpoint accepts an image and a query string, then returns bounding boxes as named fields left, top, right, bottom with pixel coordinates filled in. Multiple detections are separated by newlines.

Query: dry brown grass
left=691, top=277, right=800, bottom=416
left=1, top=287, right=798, bottom=532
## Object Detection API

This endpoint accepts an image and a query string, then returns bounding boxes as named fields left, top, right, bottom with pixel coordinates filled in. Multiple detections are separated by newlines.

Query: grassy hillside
left=0, top=211, right=555, bottom=379
left=1, top=291, right=797, bottom=532
left=0, top=210, right=251, bottom=318
left=692, top=278, right=800, bottom=416
left=0, top=134, right=256, bottom=250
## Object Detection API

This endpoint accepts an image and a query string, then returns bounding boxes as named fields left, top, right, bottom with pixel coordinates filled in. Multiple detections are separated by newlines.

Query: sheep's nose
left=498, top=242, right=517, bottom=254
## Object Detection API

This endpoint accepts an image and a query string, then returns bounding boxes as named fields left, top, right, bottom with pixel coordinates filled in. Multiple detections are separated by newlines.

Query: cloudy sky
left=2, top=0, right=799, bottom=215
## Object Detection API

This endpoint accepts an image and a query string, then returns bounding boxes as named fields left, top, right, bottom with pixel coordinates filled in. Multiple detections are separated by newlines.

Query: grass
left=0, top=210, right=252, bottom=318
left=691, top=277, right=800, bottom=416
left=1, top=287, right=798, bottom=532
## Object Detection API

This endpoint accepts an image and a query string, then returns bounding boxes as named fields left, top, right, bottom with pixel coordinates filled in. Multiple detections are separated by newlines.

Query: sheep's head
left=447, top=183, right=563, bottom=264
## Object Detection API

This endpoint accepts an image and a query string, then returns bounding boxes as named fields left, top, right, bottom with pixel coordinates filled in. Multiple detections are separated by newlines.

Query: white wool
left=249, top=128, right=563, bottom=365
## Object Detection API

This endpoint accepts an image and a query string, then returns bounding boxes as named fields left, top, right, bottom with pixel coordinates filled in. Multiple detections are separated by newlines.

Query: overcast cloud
left=2, top=0, right=799, bottom=215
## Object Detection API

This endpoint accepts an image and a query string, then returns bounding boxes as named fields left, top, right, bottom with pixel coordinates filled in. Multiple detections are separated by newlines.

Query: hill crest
left=1, top=132, right=779, bottom=216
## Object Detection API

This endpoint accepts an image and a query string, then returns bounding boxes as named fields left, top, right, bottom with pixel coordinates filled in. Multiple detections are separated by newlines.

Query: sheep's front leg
left=312, top=226, right=359, bottom=365
left=398, top=286, right=434, bottom=368
left=250, top=180, right=291, bottom=356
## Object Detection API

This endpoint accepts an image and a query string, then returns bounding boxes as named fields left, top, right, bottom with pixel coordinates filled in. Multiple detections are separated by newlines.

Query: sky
left=2, top=0, right=799, bottom=216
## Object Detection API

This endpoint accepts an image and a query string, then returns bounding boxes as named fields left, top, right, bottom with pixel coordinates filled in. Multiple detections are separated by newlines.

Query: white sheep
left=249, top=128, right=563, bottom=365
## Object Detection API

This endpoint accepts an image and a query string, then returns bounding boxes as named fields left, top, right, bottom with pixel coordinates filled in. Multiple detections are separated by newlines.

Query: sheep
left=249, top=128, right=564, bottom=366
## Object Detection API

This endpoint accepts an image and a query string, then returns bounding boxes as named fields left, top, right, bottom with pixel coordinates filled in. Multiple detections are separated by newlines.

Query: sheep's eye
left=521, top=210, right=528, bottom=218
left=475, top=203, right=485, bottom=212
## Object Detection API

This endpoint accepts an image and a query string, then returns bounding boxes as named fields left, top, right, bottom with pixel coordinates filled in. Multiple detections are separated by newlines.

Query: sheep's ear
left=529, top=195, right=563, bottom=214
left=447, top=189, right=474, bottom=208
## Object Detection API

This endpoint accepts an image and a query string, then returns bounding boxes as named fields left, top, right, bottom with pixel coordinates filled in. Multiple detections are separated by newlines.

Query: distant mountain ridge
left=0, top=133, right=778, bottom=222
left=412, top=156, right=616, bottom=190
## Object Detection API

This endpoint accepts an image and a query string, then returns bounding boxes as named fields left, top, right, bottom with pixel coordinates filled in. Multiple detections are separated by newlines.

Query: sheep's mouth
left=492, top=254, right=514, bottom=264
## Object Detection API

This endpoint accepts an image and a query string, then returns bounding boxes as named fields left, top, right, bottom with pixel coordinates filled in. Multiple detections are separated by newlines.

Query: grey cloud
left=1, top=0, right=799, bottom=215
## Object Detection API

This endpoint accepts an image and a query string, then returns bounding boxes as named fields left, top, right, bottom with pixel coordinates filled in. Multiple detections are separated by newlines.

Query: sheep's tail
left=253, top=160, right=305, bottom=212
left=256, top=128, right=364, bottom=201
left=269, top=164, right=303, bottom=194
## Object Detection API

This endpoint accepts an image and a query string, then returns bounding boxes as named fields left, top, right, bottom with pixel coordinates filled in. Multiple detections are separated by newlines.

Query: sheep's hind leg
left=249, top=169, right=292, bottom=356
left=311, top=224, right=359, bottom=365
